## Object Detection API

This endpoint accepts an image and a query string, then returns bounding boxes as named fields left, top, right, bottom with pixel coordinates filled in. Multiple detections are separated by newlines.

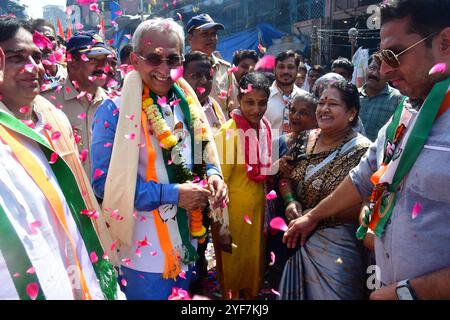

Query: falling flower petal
left=90, top=252, right=98, bottom=264
left=150, top=251, right=157, bottom=256
left=13, top=273, right=21, bottom=278
left=412, top=202, right=422, bottom=219
left=266, top=190, right=277, bottom=200
left=170, top=66, right=184, bottom=82
left=240, top=83, right=253, bottom=94
left=75, top=22, right=84, bottom=30
left=167, top=159, right=173, bottom=165
left=270, top=217, right=288, bottom=232
left=228, top=66, right=238, bottom=74
left=19, top=106, right=30, bottom=114
left=170, top=98, right=181, bottom=107
left=22, top=120, right=35, bottom=128
left=103, top=121, right=109, bottom=128
left=271, top=288, right=280, bottom=296
left=89, top=3, right=99, bottom=12
left=157, top=96, right=168, bottom=106
left=26, top=283, right=39, bottom=300
left=32, top=31, right=53, bottom=50
left=137, top=236, right=151, bottom=249
left=76, top=91, right=87, bottom=100
left=44, top=123, right=52, bottom=131
left=93, top=168, right=104, bottom=180
left=51, top=131, right=61, bottom=140
left=126, top=114, right=135, bottom=121
left=125, top=34, right=131, bottom=39
left=26, top=267, right=36, bottom=274
left=176, top=12, right=183, bottom=21
left=255, top=55, right=275, bottom=70
left=121, top=258, right=132, bottom=266
left=179, top=271, right=187, bottom=280
left=80, top=54, right=89, bottom=62
left=115, top=10, right=123, bottom=15
left=49, top=152, right=58, bottom=164
left=88, top=75, right=97, bottom=82
left=196, top=87, right=206, bottom=94
left=244, top=215, right=252, bottom=225
left=429, top=63, right=447, bottom=75
left=135, top=248, right=141, bottom=257
left=269, top=251, right=276, bottom=266
left=228, top=289, right=233, bottom=299
left=110, top=240, right=117, bottom=252
left=121, top=278, right=127, bottom=287
left=125, top=133, right=136, bottom=140
left=257, top=43, right=267, bottom=54
left=79, top=149, right=88, bottom=163
left=218, top=89, right=229, bottom=100
left=24, top=64, right=34, bottom=72
left=66, top=6, right=73, bottom=15
left=103, top=142, right=113, bottom=147
left=29, top=220, right=42, bottom=235
left=168, top=287, right=191, bottom=300
left=77, top=112, right=87, bottom=119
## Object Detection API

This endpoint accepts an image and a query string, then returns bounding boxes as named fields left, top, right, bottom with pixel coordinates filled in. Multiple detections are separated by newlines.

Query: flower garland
left=142, top=87, right=209, bottom=243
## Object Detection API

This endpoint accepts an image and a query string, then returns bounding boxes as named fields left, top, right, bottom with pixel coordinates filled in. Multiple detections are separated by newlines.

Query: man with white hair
left=91, top=18, right=230, bottom=299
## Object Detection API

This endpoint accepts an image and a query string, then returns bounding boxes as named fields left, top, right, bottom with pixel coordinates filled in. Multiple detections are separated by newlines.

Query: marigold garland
left=142, top=86, right=208, bottom=243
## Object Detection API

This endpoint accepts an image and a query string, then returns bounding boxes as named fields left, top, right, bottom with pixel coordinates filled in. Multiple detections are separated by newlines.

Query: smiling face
left=379, top=18, right=437, bottom=99
left=275, top=56, right=297, bottom=87
left=131, top=30, right=182, bottom=96
left=238, top=89, right=268, bottom=128
left=188, top=28, right=218, bottom=56
left=316, top=88, right=356, bottom=135
left=0, top=27, right=44, bottom=108
left=289, top=99, right=317, bottom=134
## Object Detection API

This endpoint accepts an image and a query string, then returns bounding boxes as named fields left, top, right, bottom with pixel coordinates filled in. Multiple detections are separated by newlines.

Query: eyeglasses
left=186, top=71, right=213, bottom=81
left=373, top=33, right=434, bottom=68
left=137, top=53, right=184, bottom=68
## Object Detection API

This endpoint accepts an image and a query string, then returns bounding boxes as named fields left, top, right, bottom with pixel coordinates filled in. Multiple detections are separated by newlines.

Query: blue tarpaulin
left=216, top=23, right=285, bottom=62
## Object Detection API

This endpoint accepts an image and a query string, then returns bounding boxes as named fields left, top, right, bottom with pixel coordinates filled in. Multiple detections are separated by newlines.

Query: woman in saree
left=278, top=80, right=371, bottom=299
left=214, top=72, right=272, bottom=299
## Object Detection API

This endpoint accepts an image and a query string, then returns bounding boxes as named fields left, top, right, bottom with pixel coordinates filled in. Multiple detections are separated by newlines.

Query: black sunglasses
left=137, top=53, right=184, bottom=68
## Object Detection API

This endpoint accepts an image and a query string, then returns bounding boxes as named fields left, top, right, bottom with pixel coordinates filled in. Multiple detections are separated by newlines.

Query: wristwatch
left=395, top=279, right=417, bottom=300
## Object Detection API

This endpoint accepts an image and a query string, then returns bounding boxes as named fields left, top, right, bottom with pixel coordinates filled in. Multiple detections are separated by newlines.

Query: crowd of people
left=0, top=0, right=449, bottom=300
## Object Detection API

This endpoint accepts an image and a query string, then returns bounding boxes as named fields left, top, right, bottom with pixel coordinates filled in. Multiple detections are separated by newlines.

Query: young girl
left=214, top=72, right=272, bottom=299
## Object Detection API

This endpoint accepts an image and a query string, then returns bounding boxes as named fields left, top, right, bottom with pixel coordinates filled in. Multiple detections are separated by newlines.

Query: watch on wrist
left=395, top=279, right=417, bottom=300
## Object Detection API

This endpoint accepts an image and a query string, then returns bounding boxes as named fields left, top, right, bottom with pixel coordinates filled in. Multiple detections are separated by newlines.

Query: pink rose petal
left=77, top=112, right=87, bottom=119
left=125, top=133, right=136, bottom=140
left=269, top=251, right=276, bottom=266
left=32, top=31, right=53, bottom=50
left=26, top=283, right=39, bottom=300
left=121, top=278, right=127, bottom=287
left=110, top=240, right=117, bottom=252
left=90, top=251, right=98, bottom=264
left=103, top=142, right=113, bottom=147
left=170, top=66, right=184, bottom=82
left=244, top=215, right=252, bottom=225
left=115, top=10, right=123, bottom=15
left=79, top=149, right=88, bottom=163
left=196, top=87, right=206, bottom=94
left=266, top=190, right=277, bottom=200
left=412, top=202, right=422, bottom=220
left=51, top=131, right=61, bottom=140
left=269, top=217, right=288, bottom=232
left=429, top=63, right=447, bottom=75
left=93, top=168, right=104, bottom=180
left=29, top=220, right=42, bottom=235
left=255, top=55, right=275, bottom=70
left=19, top=106, right=30, bottom=114
left=13, top=273, right=21, bottom=278
left=80, top=54, right=89, bottom=62
left=228, top=66, right=238, bottom=74
left=26, top=267, right=36, bottom=274
left=121, top=258, right=132, bottom=266
left=150, top=251, right=157, bottom=256
left=179, top=271, right=187, bottom=280
left=24, top=64, right=34, bottom=72
left=49, top=152, right=58, bottom=164
left=271, top=288, right=280, bottom=296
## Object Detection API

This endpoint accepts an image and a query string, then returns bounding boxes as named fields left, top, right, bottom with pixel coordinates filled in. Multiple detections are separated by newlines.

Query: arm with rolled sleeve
left=90, top=99, right=179, bottom=212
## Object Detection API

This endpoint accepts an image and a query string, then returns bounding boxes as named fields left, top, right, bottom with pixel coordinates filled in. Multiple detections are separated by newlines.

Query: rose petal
left=228, top=66, right=238, bottom=74
left=19, top=106, right=30, bottom=113
left=255, top=55, right=275, bottom=70
left=77, top=112, right=87, bottom=119
left=429, top=63, right=447, bottom=75
left=49, top=152, right=58, bottom=164
left=179, top=271, right=187, bottom=280
left=26, top=267, right=36, bottom=274
left=125, top=133, right=136, bottom=140
left=103, top=142, right=113, bottom=147
left=271, top=288, right=280, bottom=296
left=170, top=66, right=184, bottom=82
left=26, top=283, right=39, bottom=300
left=80, top=54, right=89, bottom=62
left=121, top=258, right=132, bottom=266
left=269, top=251, right=276, bottom=266
left=196, top=87, right=206, bottom=94
left=51, top=131, right=61, bottom=140
left=269, top=217, right=288, bottom=232
left=90, top=251, right=98, bottom=264
left=24, top=64, right=34, bottom=72
left=29, top=220, right=42, bottom=235
left=93, top=168, right=104, bottom=180
left=121, top=278, right=127, bottom=287
left=79, top=149, right=88, bottom=163
left=266, top=190, right=277, bottom=200
left=244, top=215, right=252, bottom=225
left=412, top=202, right=422, bottom=219
left=110, top=240, right=117, bottom=252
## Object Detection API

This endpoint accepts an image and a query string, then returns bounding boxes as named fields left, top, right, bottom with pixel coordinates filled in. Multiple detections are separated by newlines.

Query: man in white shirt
left=0, top=17, right=120, bottom=300
left=265, top=50, right=307, bottom=135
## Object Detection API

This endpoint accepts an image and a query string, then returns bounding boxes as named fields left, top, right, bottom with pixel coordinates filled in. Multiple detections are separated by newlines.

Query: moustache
left=368, top=75, right=379, bottom=81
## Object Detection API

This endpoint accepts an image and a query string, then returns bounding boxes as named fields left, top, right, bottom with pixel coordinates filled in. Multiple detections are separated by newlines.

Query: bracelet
left=283, top=193, right=295, bottom=206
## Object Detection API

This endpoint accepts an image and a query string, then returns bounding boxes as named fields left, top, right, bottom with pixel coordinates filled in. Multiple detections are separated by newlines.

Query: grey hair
left=132, top=18, right=185, bottom=54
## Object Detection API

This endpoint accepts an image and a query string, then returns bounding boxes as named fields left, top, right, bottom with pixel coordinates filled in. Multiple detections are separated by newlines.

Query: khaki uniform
left=42, top=78, right=108, bottom=179
left=210, top=54, right=239, bottom=120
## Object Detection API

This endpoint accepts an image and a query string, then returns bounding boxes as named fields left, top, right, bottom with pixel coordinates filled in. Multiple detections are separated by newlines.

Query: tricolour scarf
left=357, top=77, right=450, bottom=239
left=231, top=109, right=272, bottom=183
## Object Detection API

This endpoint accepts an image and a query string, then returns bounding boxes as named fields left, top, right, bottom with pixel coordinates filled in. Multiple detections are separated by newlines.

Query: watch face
left=396, top=286, right=414, bottom=300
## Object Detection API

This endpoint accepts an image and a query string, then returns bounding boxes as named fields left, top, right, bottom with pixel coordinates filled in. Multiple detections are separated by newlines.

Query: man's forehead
left=1, top=28, right=39, bottom=53
left=380, top=18, right=419, bottom=50
left=185, top=60, right=210, bottom=71
left=277, top=57, right=296, bottom=66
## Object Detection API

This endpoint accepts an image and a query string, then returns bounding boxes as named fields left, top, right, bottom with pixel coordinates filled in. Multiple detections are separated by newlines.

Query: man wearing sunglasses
left=91, top=18, right=229, bottom=300
left=282, top=0, right=450, bottom=300
left=187, top=13, right=239, bottom=120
